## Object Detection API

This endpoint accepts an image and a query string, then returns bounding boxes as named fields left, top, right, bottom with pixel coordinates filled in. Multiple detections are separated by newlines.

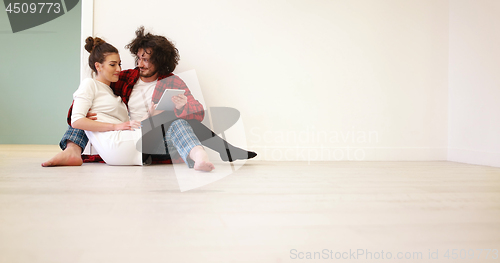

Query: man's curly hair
left=125, top=26, right=180, bottom=76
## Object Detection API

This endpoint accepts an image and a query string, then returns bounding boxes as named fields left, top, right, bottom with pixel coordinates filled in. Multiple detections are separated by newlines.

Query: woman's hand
left=113, top=120, right=141, bottom=131
left=172, top=94, right=187, bottom=110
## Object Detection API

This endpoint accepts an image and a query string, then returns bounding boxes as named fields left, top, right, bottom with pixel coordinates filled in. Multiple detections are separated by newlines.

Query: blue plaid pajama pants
left=60, top=119, right=201, bottom=168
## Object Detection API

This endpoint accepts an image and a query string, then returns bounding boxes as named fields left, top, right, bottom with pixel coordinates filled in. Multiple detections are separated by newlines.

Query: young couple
left=42, top=26, right=256, bottom=171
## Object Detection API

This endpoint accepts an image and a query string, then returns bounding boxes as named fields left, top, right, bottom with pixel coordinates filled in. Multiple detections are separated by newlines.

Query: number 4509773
left=6, top=3, right=61, bottom=14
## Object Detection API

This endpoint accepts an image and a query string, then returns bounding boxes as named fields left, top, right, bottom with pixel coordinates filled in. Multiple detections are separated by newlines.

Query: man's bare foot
left=41, top=142, right=83, bottom=167
left=189, top=146, right=214, bottom=172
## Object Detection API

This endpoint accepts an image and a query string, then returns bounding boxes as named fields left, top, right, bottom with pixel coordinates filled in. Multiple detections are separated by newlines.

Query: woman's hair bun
left=84, top=36, right=106, bottom=53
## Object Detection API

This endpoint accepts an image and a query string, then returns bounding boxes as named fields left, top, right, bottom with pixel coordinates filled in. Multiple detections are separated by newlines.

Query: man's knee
left=170, top=119, right=190, bottom=130
left=167, top=119, right=197, bottom=139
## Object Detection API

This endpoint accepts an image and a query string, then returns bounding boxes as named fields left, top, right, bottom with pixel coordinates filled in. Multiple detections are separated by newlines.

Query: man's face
left=137, top=48, right=157, bottom=79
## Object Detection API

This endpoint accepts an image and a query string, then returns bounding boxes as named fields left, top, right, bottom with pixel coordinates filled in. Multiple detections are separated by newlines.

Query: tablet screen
left=155, top=89, right=186, bottom=111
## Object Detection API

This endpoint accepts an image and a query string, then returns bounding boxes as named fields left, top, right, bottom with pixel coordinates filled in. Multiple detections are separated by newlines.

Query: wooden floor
left=1, top=145, right=499, bottom=263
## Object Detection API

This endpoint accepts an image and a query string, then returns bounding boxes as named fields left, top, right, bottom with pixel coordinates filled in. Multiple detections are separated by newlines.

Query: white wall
left=91, top=0, right=449, bottom=161
left=448, top=0, right=500, bottom=167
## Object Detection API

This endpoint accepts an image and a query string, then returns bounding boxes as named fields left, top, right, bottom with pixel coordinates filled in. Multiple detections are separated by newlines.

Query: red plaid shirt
left=67, top=68, right=205, bottom=164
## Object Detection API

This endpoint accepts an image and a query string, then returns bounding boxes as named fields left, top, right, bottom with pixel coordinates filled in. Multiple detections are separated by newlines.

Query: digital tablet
left=155, top=89, right=186, bottom=111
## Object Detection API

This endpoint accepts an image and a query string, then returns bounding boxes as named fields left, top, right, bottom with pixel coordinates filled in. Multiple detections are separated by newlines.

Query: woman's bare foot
left=189, top=146, right=214, bottom=172
left=41, top=142, right=83, bottom=167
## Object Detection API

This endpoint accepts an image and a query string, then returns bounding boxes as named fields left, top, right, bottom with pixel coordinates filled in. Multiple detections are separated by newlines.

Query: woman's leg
left=85, top=130, right=143, bottom=166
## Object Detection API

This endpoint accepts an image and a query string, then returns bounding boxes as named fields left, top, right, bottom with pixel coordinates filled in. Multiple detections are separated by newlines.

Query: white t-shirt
left=71, top=78, right=129, bottom=125
left=128, top=78, right=157, bottom=121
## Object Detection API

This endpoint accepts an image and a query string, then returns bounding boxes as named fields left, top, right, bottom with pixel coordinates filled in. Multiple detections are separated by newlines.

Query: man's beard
left=139, top=68, right=158, bottom=78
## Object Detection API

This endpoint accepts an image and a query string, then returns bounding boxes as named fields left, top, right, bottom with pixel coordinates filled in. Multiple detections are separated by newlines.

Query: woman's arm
left=72, top=118, right=140, bottom=132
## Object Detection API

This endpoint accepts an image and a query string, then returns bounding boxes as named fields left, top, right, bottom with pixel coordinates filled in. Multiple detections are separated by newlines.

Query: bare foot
left=41, top=142, right=83, bottom=167
left=189, top=146, right=214, bottom=172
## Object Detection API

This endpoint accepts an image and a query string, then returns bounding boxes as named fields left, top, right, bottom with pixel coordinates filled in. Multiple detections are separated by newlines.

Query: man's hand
left=86, top=109, right=97, bottom=120
left=113, top=120, right=141, bottom=131
left=172, top=94, right=187, bottom=110
left=141, top=102, right=164, bottom=121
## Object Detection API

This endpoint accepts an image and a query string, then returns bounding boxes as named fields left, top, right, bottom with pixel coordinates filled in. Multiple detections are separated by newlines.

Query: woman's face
left=95, top=53, right=121, bottom=85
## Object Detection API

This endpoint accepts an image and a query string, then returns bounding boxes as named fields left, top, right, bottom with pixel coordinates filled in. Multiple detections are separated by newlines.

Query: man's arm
left=110, top=69, right=139, bottom=106
left=152, top=74, right=205, bottom=121
left=66, top=104, right=97, bottom=125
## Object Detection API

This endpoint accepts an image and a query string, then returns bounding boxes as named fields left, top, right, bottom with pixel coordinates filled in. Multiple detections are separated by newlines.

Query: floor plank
left=0, top=145, right=499, bottom=263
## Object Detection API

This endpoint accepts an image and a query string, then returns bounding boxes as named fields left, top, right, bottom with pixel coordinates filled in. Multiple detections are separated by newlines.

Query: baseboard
left=249, top=146, right=448, bottom=162
left=448, top=148, right=500, bottom=167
